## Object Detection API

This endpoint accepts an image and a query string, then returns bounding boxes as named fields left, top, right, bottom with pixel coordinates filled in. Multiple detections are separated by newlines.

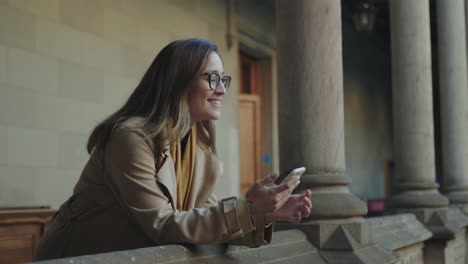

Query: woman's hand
left=265, top=190, right=312, bottom=223
left=244, top=172, right=300, bottom=216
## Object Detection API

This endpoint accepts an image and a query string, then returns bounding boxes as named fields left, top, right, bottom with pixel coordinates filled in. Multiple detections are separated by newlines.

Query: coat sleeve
left=103, top=129, right=265, bottom=246
left=202, top=194, right=273, bottom=247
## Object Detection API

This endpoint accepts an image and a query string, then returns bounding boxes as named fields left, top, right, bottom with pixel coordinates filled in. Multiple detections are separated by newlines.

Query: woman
left=34, top=38, right=312, bottom=260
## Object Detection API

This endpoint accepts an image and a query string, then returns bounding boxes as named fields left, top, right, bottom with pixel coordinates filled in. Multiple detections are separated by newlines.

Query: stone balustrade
left=30, top=214, right=435, bottom=264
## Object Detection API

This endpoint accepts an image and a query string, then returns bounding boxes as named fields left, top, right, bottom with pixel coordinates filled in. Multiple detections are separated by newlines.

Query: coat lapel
left=154, top=151, right=178, bottom=208
left=186, top=145, right=223, bottom=208
left=154, top=144, right=223, bottom=210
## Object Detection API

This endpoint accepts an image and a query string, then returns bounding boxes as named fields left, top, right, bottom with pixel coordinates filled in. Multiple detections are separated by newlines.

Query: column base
left=387, top=189, right=449, bottom=209
left=299, top=173, right=368, bottom=219
left=275, top=218, right=399, bottom=264
left=444, top=186, right=468, bottom=215
left=302, top=191, right=368, bottom=220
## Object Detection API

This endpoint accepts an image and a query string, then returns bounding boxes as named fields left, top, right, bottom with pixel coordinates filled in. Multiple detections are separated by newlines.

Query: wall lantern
left=352, top=1, right=377, bottom=32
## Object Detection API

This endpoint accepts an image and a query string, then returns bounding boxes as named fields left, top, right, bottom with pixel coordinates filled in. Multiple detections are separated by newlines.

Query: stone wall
left=0, top=0, right=244, bottom=208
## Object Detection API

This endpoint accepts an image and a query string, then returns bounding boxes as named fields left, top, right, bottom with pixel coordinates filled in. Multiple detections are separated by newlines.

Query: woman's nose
left=215, top=82, right=226, bottom=94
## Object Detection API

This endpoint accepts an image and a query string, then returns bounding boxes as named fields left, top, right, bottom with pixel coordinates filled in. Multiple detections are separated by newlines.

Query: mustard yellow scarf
left=169, top=125, right=197, bottom=211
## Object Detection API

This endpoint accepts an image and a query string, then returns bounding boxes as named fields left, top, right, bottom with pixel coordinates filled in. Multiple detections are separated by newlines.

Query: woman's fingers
left=301, top=196, right=311, bottom=207
left=292, top=212, right=302, bottom=223
left=249, top=176, right=311, bottom=217
left=256, top=172, right=279, bottom=186
left=299, top=203, right=311, bottom=217
left=271, top=177, right=300, bottom=194
left=302, top=193, right=312, bottom=208
left=269, top=181, right=300, bottom=209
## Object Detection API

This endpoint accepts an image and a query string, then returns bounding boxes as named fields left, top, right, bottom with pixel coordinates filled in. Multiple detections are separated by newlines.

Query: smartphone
left=281, top=167, right=306, bottom=184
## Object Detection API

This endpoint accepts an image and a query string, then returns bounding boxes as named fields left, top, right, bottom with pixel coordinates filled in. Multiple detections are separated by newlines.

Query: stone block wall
left=0, top=0, right=245, bottom=208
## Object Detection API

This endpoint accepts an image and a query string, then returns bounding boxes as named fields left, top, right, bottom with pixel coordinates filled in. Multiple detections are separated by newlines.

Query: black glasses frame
left=202, top=72, right=231, bottom=91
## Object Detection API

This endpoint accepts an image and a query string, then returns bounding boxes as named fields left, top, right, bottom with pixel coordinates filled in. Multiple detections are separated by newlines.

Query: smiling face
left=187, top=51, right=227, bottom=122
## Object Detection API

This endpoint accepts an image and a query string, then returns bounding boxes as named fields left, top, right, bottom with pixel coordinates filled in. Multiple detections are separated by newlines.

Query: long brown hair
left=87, top=38, right=218, bottom=165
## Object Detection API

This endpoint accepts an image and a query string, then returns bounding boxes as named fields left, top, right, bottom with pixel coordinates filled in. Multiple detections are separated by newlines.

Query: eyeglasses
left=202, top=72, right=231, bottom=91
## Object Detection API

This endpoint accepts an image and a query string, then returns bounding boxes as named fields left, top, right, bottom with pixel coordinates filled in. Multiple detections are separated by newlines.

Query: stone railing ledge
left=367, top=213, right=432, bottom=251
left=30, top=229, right=325, bottom=264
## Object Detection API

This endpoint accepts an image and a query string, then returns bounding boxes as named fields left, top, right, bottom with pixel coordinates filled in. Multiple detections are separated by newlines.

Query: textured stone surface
left=7, top=47, right=59, bottom=94
left=275, top=1, right=399, bottom=262
left=0, top=6, right=36, bottom=50
left=276, top=0, right=367, bottom=219
left=445, top=231, right=466, bottom=264
left=368, top=214, right=431, bottom=264
left=436, top=0, right=468, bottom=211
left=424, top=231, right=466, bottom=264
left=388, top=208, right=468, bottom=241
left=386, top=208, right=468, bottom=264
left=276, top=218, right=399, bottom=263
left=277, top=0, right=346, bottom=172
left=0, top=44, right=5, bottom=82
left=387, top=0, right=449, bottom=209
left=394, top=242, right=424, bottom=264
left=389, top=0, right=438, bottom=186
left=0, top=84, right=36, bottom=127
left=0, top=0, right=249, bottom=207
left=29, top=230, right=326, bottom=264
left=385, top=1, right=468, bottom=262
left=367, top=214, right=432, bottom=251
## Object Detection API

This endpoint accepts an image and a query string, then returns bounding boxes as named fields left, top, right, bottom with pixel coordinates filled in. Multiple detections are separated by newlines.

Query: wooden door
left=239, top=54, right=262, bottom=194
left=239, top=95, right=261, bottom=194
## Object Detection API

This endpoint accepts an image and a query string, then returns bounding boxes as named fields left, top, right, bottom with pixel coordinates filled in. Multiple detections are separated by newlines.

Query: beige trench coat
left=34, top=128, right=272, bottom=260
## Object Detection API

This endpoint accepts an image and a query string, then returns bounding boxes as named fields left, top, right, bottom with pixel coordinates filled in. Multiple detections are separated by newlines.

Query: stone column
left=388, top=1, right=468, bottom=263
left=437, top=0, right=468, bottom=215
left=387, top=0, right=447, bottom=211
left=276, top=1, right=397, bottom=263
left=276, top=0, right=365, bottom=222
left=437, top=1, right=468, bottom=264
left=466, top=0, right=468, bottom=65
